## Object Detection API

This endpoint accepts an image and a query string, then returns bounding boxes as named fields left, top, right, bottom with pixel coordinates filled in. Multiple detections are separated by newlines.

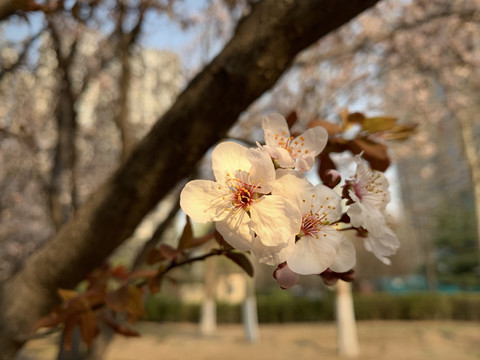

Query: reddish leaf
left=99, top=311, right=140, bottom=337
left=110, top=265, right=130, bottom=280
left=128, top=268, right=159, bottom=280
left=347, top=112, right=366, bottom=124
left=104, top=286, right=129, bottom=313
left=214, top=230, right=233, bottom=249
left=285, top=111, right=298, bottom=129
left=346, top=137, right=391, bottom=172
left=225, top=251, right=254, bottom=277
left=147, top=276, right=161, bottom=294
left=62, top=317, right=79, bottom=351
left=79, top=309, right=99, bottom=347
left=177, top=216, right=194, bottom=250
left=159, top=244, right=181, bottom=259
left=124, top=285, right=147, bottom=322
left=58, top=289, right=78, bottom=301
left=145, top=248, right=164, bottom=265
left=317, top=152, right=336, bottom=185
left=308, top=119, right=341, bottom=136
left=145, top=244, right=180, bottom=264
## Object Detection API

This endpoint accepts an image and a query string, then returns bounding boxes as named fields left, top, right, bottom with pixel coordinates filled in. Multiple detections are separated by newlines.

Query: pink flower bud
left=273, top=262, right=299, bottom=289
left=324, top=169, right=342, bottom=189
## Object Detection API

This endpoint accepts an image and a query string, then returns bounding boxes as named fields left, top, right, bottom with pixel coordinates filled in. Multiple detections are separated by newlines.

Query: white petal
left=275, top=147, right=296, bottom=168
left=294, top=126, right=328, bottom=156
left=216, top=211, right=254, bottom=251
left=245, top=147, right=276, bottom=194
left=329, top=237, right=356, bottom=273
left=212, top=141, right=250, bottom=185
left=296, top=156, right=315, bottom=172
left=305, top=184, right=342, bottom=222
left=262, top=113, right=290, bottom=146
left=253, top=236, right=293, bottom=266
left=250, top=195, right=302, bottom=247
left=180, top=180, right=229, bottom=223
left=363, top=225, right=400, bottom=265
left=287, top=235, right=337, bottom=275
left=273, top=169, right=312, bottom=210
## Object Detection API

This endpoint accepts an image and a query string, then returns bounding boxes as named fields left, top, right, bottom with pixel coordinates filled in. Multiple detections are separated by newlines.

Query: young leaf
left=224, top=251, right=254, bottom=277
left=362, top=116, right=397, bottom=133
left=346, top=137, right=390, bottom=172
left=177, top=216, right=194, bottom=250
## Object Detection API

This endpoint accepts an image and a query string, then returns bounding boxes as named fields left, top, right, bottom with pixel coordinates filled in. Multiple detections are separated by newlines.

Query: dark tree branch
left=0, top=0, right=381, bottom=358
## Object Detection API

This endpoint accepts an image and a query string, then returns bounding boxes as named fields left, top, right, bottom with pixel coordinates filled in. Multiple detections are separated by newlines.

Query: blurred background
left=1, top=0, right=479, bottom=359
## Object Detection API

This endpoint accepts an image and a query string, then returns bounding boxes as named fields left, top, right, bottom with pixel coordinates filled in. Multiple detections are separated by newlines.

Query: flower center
left=223, top=170, right=262, bottom=213
left=299, top=211, right=329, bottom=239
left=274, top=132, right=309, bottom=159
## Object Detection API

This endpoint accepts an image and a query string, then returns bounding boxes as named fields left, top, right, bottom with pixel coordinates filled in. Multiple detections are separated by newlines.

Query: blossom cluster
left=180, top=113, right=400, bottom=288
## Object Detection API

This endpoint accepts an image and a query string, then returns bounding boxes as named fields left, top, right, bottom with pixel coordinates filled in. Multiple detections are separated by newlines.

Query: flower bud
left=323, top=169, right=342, bottom=189
left=273, top=262, right=299, bottom=289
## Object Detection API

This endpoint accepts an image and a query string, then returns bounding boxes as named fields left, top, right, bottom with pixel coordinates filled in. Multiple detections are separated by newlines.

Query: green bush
left=144, top=292, right=480, bottom=323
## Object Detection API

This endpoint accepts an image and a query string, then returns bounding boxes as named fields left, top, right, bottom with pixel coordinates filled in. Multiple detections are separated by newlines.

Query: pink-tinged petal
left=253, top=237, right=292, bottom=266
left=180, top=180, right=229, bottom=223
left=212, top=141, right=250, bottom=184
left=273, top=169, right=312, bottom=210
left=262, top=113, right=290, bottom=146
left=245, top=147, right=276, bottom=194
left=216, top=211, right=254, bottom=251
left=294, top=126, right=328, bottom=156
left=329, top=237, right=356, bottom=273
left=273, top=263, right=299, bottom=289
left=287, top=235, right=337, bottom=275
left=250, top=195, right=302, bottom=247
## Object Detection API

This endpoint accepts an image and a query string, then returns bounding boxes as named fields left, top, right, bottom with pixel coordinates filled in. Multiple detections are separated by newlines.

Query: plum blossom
left=261, top=113, right=328, bottom=172
left=345, top=155, right=400, bottom=264
left=180, top=141, right=301, bottom=252
left=254, top=169, right=356, bottom=275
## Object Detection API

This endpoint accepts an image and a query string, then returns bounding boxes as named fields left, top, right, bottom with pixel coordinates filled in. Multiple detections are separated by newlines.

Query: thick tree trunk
left=0, top=0, right=381, bottom=358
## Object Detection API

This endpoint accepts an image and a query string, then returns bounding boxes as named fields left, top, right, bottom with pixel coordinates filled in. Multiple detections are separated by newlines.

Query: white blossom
left=346, top=155, right=400, bottom=264
left=180, top=141, right=301, bottom=251
left=261, top=113, right=328, bottom=172
left=255, top=169, right=355, bottom=275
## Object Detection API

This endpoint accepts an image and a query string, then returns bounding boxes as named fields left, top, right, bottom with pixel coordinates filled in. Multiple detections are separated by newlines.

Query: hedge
left=144, top=292, right=480, bottom=323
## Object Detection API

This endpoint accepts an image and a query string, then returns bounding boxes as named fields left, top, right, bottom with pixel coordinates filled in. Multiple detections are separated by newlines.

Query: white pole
left=242, top=275, right=260, bottom=343
left=200, top=257, right=217, bottom=335
left=335, top=280, right=359, bottom=357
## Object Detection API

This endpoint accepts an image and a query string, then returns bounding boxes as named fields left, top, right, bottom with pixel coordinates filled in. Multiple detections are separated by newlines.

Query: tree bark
left=0, top=0, right=381, bottom=358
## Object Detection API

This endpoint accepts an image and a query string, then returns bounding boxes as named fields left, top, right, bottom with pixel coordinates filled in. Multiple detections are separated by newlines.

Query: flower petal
left=329, top=237, right=356, bottom=273
left=245, top=147, right=276, bottom=194
left=250, top=195, right=302, bottom=247
left=216, top=211, right=254, bottom=251
left=305, top=184, right=342, bottom=222
left=294, top=126, right=328, bottom=156
left=212, top=141, right=250, bottom=185
left=262, top=113, right=290, bottom=146
left=273, top=169, right=312, bottom=210
left=253, top=237, right=292, bottom=266
left=287, top=235, right=337, bottom=275
left=180, top=180, right=229, bottom=223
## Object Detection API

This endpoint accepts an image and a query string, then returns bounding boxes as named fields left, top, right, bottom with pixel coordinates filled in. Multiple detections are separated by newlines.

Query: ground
left=18, top=321, right=480, bottom=360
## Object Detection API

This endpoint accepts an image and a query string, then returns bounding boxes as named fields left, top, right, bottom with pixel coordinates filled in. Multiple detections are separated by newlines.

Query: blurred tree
left=433, top=191, right=480, bottom=289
